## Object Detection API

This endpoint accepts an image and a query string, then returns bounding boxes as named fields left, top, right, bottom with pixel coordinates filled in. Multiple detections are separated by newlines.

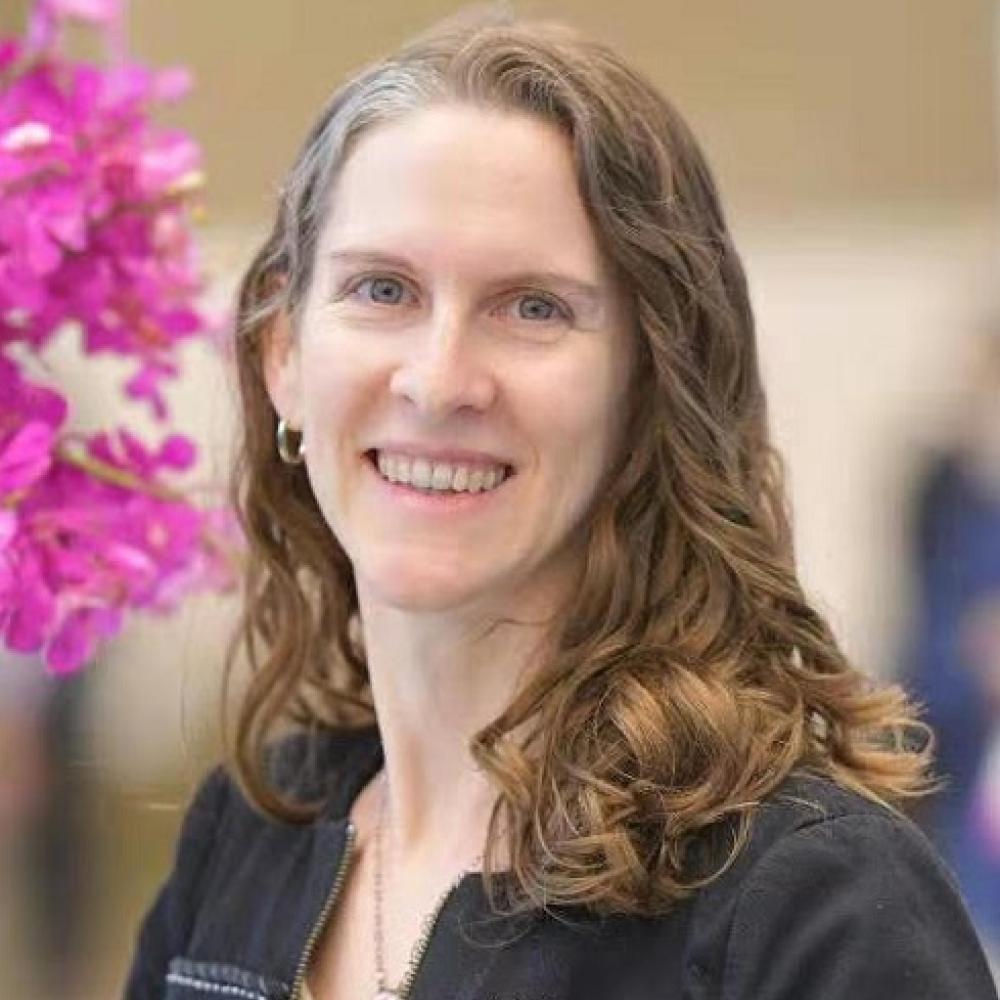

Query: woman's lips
left=362, top=450, right=513, bottom=513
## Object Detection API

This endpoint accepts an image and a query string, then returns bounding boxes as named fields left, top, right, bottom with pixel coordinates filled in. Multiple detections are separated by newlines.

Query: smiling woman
left=124, top=9, right=998, bottom=1000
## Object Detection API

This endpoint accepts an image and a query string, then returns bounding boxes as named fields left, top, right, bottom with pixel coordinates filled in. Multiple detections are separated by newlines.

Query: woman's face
left=266, top=103, right=634, bottom=615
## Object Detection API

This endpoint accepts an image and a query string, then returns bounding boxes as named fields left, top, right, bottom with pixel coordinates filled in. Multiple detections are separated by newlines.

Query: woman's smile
left=362, top=447, right=516, bottom=516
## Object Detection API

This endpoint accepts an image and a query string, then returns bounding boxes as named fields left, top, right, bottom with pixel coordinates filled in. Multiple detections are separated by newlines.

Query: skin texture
left=264, top=104, right=634, bottom=880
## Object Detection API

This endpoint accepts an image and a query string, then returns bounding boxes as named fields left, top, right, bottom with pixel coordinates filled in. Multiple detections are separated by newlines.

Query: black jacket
left=124, top=723, right=998, bottom=999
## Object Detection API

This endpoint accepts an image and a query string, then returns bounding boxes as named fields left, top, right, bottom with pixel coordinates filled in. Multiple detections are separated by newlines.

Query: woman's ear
left=262, top=309, right=302, bottom=428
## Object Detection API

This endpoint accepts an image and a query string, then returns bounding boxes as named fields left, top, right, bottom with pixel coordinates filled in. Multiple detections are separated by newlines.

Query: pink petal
left=0, top=511, right=17, bottom=551
left=154, top=67, right=193, bottom=103
left=0, top=420, right=56, bottom=494
left=0, top=40, right=20, bottom=73
left=25, top=7, right=58, bottom=53
left=3, top=555, right=55, bottom=652
left=157, top=434, right=196, bottom=470
left=53, top=0, right=123, bottom=25
left=46, top=604, right=122, bottom=674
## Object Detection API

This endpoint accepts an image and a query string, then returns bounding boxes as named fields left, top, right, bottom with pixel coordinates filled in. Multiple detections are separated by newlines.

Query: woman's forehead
left=319, top=105, right=605, bottom=276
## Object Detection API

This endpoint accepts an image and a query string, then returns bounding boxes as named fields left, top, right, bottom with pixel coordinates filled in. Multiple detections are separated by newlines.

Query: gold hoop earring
left=276, top=417, right=305, bottom=465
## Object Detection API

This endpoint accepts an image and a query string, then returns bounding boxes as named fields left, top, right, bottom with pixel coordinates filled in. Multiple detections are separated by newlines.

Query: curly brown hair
left=223, top=9, right=933, bottom=918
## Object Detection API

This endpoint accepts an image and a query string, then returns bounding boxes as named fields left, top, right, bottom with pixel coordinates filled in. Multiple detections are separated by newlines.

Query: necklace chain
left=373, top=770, right=483, bottom=999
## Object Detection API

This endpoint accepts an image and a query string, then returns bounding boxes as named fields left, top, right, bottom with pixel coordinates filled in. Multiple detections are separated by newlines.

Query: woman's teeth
left=375, top=451, right=509, bottom=493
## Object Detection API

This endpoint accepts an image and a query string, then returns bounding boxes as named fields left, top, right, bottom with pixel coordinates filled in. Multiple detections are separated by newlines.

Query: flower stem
left=52, top=437, right=244, bottom=574
left=54, top=439, right=182, bottom=502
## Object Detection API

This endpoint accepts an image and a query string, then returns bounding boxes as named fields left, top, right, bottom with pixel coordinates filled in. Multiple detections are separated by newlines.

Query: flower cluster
left=0, top=0, right=239, bottom=673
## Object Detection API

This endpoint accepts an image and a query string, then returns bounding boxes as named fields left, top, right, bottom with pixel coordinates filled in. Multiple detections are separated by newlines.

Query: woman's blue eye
left=515, top=294, right=567, bottom=322
left=352, top=276, right=408, bottom=305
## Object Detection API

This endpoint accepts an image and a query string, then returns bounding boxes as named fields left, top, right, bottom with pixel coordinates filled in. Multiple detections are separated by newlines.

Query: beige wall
left=3, top=1, right=996, bottom=218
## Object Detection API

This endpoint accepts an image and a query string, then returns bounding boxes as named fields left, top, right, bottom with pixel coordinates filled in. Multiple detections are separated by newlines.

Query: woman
left=125, top=11, right=998, bottom=1000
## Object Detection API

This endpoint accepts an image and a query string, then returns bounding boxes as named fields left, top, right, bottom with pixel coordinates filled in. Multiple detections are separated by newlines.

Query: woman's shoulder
left=684, top=771, right=997, bottom=997
left=694, top=769, right=957, bottom=919
left=736, top=769, right=929, bottom=859
left=262, top=721, right=382, bottom=812
left=124, top=725, right=382, bottom=996
left=187, top=722, right=382, bottom=832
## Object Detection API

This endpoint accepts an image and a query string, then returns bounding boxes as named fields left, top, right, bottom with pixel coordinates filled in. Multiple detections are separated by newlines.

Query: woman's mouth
left=366, top=449, right=514, bottom=494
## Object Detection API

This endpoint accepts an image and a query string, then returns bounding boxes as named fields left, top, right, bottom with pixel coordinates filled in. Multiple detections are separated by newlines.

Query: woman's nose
left=388, top=311, right=497, bottom=418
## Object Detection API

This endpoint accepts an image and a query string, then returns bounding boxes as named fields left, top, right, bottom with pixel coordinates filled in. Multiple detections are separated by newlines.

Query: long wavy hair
left=223, top=9, right=933, bottom=918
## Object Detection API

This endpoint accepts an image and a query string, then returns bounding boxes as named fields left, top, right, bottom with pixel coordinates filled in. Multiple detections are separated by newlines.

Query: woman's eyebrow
left=327, top=248, right=412, bottom=272
left=326, top=248, right=606, bottom=305
left=489, top=271, right=605, bottom=308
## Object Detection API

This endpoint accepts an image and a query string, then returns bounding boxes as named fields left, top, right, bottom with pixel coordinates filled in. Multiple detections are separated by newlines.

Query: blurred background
left=0, top=0, right=998, bottom=994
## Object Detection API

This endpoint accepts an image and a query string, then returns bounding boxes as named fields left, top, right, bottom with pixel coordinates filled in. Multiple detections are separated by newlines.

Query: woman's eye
left=508, top=293, right=570, bottom=323
left=348, top=275, right=411, bottom=306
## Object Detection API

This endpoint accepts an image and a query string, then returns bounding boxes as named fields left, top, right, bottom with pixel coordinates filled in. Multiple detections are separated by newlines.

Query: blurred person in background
left=0, top=652, right=92, bottom=1000
left=904, top=331, right=1000, bottom=961
left=124, top=10, right=998, bottom=999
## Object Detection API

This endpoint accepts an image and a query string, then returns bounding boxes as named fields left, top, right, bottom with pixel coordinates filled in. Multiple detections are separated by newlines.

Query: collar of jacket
left=173, top=724, right=553, bottom=1000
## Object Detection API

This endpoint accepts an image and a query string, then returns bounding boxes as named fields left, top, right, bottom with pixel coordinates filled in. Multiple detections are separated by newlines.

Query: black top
left=124, top=723, right=998, bottom=999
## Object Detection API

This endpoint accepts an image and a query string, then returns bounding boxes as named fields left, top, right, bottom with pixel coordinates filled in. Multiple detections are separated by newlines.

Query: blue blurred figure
left=906, top=334, right=1000, bottom=958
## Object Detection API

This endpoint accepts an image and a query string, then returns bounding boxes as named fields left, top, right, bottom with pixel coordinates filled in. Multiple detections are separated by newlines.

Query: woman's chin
left=358, top=562, right=497, bottom=614
left=369, top=584, right=485, bottom=614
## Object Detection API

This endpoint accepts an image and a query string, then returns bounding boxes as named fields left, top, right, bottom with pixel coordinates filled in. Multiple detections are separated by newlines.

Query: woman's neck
left=354, top=583, right=557, bottom=870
